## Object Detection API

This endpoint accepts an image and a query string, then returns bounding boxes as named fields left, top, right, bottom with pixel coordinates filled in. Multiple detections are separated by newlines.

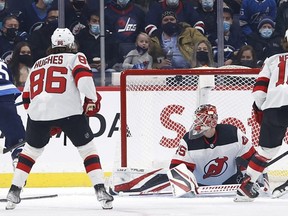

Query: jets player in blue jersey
left=0, top=58, right=25, bottom=163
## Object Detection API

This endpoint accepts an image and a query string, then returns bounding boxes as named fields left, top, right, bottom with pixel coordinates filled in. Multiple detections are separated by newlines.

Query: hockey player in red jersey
left=169, top=104, right=257, bottom=186
left=234, top=29, right=288, bottom=202
left=5, top=28, right=113, bottom=210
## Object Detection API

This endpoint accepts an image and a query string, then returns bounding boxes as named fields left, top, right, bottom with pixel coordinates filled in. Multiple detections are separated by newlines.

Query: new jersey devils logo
left=203, top=156, right=228, bottom=179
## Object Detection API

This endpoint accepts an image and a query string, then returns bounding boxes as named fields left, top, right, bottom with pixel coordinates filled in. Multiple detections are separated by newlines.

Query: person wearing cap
left=149, top=10, right=207, bottom=69
left=239, top=0, right=277, bottom=38
left=104, top=0, right=146, bottom=66
left=145, top=0, right=203, bottom=37
left=247, top=16, right=284, bottom=67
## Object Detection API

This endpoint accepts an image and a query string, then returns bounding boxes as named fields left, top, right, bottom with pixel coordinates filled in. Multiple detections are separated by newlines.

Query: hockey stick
left=112, top=184, right=240, bottom=197
left=2, top=140, right=25, bottom=154
left=267, top=151, right=288, bottom=167
left=15, top=101, right=24, bottom=106
left=0, top=194, right=58, bottom=202
left=116, top=190, right=172, bottom=197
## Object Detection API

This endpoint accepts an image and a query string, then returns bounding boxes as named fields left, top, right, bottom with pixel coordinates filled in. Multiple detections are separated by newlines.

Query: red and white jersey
left=253, top=52, right=288, bottom=110
left=170, top=124, right=255, bottom=186
left=23, top=52, right=97, bottom=121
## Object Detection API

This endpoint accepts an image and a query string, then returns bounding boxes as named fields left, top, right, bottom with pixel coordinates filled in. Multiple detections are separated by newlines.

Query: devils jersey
left=23, top=52, right=97, bottom=121
left=170, top=124, right=255, bottom=186
left=253, top=52, right=288, bottom=110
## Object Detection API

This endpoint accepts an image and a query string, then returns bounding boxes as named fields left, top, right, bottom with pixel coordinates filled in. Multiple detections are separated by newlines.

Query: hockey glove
left=83, top=92, right=102, bottom=117
left=252, top=102, right=263, bottom=124
left=50, top=127, right=62, bottom=136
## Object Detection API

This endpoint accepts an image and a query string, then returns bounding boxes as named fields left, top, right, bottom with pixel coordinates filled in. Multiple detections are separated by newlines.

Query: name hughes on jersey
left=34, top=55, right=64, bottom=69
left=279, top=54, right=288, bottom=62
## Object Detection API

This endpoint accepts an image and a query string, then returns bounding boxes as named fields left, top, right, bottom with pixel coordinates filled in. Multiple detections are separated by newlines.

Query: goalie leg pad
left=167, top=163, right=199, bottom=197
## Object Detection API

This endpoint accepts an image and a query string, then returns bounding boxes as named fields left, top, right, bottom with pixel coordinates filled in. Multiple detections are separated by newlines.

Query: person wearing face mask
left=210, top=7, right=245, bottom=66
left=145, top=0, right=202, bottom=36
left=62, top=0, right=90, bottom=35
left=28, top=7, right=59, bottom=62
left=248, top=16, right=284, bottom=67
left=104, top=0, right=146, bottom=65
left=76, top=10, right=116, bottom=77
left=232, top=45, right=259, bottom=68
left=8, top=41, right=34, bottom=87
left=149, top=10, right=208, bottom=69
left=122, top=32, right=153, bottom=70
left=191, top=40, right=215, bottom=68
left=0, top=15, right=28, bottom=63
left=17, top=0, right=54, bottom=34
left=239, top=0, right=277, bottom=39
left=196, top=0, right=217, bottom=43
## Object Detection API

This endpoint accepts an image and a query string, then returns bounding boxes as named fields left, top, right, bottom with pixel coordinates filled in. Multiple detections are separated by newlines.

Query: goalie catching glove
left=83, top=92, right=102, bottom=117
left=252, top=102, right=263, bottom=124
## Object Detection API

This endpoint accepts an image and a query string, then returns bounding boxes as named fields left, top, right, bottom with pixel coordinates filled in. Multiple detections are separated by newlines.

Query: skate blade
left=234, top=197, right=254, bottom=202
left=233, top=191, right=255, bottom=202
left=6, top=201, right=16, bottom=210
left=101, top=200, right=113, bottom=209
left=272, top=190, right=288, bottom=199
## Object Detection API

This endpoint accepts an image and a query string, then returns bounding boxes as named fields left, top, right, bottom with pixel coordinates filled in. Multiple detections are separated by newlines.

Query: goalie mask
left=51, top=28, right=75, bottom=49
left=189, top=104, right=218, bottom=139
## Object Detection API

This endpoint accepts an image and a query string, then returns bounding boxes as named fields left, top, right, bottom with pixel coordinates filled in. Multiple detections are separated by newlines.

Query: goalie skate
left=94, top=184, right=114, bottom=209
left=272, top=180, right=288, bottom=198
left=234, top=175, right=259, bottom=202
left=6, top=185, right=22, bottom=210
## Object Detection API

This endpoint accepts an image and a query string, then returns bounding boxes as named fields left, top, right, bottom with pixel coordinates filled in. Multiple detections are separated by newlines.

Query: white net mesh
left=120, top=68, right=288, bottom=182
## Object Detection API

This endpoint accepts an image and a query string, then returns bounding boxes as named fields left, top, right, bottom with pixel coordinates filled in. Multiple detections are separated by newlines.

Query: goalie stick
left=0, top=194, right=58, bottom=202
left=112, top=184, right=240, bottom=197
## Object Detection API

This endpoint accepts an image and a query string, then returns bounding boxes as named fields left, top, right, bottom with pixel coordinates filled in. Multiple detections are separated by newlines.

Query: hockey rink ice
left=0, top=187, right=287, bottom=216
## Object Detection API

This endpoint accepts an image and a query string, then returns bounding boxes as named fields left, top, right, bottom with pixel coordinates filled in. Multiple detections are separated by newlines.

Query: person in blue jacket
left=0, top=58, right=24, bottom=165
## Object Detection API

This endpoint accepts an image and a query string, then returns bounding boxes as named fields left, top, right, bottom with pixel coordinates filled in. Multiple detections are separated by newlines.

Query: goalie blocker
left=167, top=163, right=199, bottom=197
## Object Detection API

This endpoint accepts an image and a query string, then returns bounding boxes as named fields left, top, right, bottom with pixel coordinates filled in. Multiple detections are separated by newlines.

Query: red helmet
left=189, top=104, right=218, bottom=139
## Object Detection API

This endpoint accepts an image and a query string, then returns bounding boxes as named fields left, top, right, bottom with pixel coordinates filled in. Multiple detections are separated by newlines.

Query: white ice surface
left=0, top=187, right=288, bottom=216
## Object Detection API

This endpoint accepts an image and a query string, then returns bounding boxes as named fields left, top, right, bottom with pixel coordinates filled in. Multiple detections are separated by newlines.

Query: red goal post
left=119, top=68, right=288, bottom=182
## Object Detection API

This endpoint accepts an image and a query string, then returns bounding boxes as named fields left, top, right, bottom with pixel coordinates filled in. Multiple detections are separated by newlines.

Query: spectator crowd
left=0, top=0, right=286, bottom=86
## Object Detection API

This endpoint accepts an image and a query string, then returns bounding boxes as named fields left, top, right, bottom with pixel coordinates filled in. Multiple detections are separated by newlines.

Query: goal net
left=118, top=67, right=288, bottom=185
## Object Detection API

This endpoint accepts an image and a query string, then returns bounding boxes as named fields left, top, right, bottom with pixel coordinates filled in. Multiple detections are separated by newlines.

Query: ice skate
left=234, top=175, right=259, bottom=202
left=6, top=184, right=22, bottom=210
left=257, top=173, right=270, bottom=194
left=94, top=184, right=114, bottom=209
left=272, top=180, right=288, bottom=198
